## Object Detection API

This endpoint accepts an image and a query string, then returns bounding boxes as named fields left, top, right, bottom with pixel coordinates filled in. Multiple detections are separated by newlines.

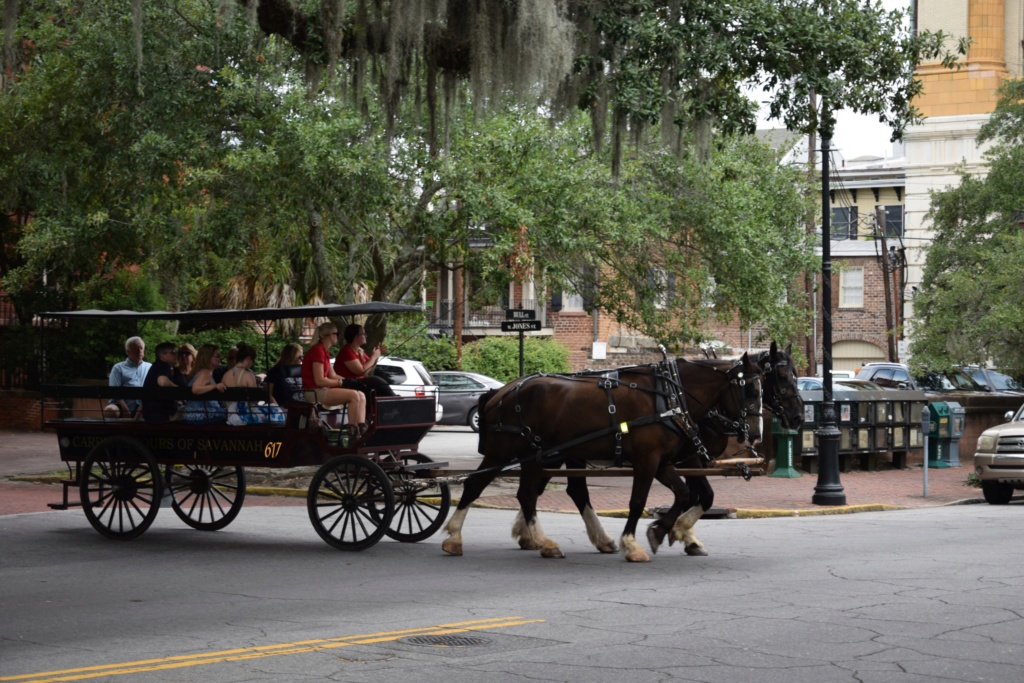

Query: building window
left=878, top=205, right=903, bottom=237
left=647, top=268, right=675, bottom=309
left=830, top=207, right=857, bottom=240
left=839, top=267, right=864, bottom=308
left=562, top=290, right=585, bottom=312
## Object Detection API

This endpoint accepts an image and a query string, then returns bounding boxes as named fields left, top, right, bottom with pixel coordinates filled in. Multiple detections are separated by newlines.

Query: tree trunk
left=305, top=199, right=336, bottom=304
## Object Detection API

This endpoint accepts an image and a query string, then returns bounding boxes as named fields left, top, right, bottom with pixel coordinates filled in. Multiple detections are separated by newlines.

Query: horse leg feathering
left=442, top=508, right=468, bottom=556
left=582, top=505, right=617, bottom=553
left=670, top=504, right=709, bottom=556
left=620, top=534, right=651, bottom=563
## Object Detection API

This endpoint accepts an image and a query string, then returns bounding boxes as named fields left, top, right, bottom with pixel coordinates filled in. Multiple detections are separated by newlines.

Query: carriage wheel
left=165, top=464, right=247, bottom=531
left=384, top=454, right=451, bottom=543
left=307, top=455, right=394, bottom=551
left=79, top=436, right=163, bottom=541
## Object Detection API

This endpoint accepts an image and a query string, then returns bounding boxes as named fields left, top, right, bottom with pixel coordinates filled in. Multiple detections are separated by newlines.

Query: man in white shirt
left=102, top=336, right=152, bottom=419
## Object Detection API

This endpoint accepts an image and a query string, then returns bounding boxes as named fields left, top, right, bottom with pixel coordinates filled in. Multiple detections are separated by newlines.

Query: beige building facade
left=904, top=0, right=1024, bottom=332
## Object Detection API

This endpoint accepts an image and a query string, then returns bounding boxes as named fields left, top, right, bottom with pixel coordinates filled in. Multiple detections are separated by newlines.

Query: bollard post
left=769, top=416, right=801, bottom=478
left=921, top=407, right=930, bottom=498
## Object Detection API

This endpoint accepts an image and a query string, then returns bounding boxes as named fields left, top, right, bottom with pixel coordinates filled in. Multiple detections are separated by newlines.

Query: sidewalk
left=0, top=429, right=983, bottom=517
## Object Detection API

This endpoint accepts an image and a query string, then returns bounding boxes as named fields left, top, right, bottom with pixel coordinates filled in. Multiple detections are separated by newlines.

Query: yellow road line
left=1, top=617, right=543, bottom=683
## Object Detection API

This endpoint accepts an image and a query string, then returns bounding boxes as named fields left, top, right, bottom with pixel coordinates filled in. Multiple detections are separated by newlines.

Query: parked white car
left=370, top=356, right=443, bottom=423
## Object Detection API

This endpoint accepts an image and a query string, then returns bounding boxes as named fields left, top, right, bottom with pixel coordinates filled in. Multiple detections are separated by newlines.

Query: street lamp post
left=813, top=132, right=847, bottom=506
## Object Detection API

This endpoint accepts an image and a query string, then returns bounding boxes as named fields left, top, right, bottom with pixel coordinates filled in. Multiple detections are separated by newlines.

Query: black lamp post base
left=813, top=416, right=847, bottom=506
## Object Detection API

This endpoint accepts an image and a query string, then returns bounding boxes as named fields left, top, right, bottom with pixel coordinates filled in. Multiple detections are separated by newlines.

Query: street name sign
left=505, top=309, right=536, bottom=320
left=500, top=320, right=542, bottom=332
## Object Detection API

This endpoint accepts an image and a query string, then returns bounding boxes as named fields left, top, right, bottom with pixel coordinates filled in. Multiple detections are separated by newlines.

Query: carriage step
left=47, top=479, right=82, bottom=510
left=651, top=504, right=732, bottom=520
left=401, top=461, right=449, bottom=473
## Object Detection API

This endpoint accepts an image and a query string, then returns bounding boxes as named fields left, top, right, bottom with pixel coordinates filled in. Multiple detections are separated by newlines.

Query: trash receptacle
left=769, top=415, right=801, bottom=478
left=946, top=401, right=965, bottom=467
left=927, top=402, right=962, bottom=468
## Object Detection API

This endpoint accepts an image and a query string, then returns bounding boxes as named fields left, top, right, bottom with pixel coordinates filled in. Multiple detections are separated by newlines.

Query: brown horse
left=516, top=351, right=768, bottom=558
left=492, top=342, right=801, bottom=558
left=441, top=353, right=762, bottom=562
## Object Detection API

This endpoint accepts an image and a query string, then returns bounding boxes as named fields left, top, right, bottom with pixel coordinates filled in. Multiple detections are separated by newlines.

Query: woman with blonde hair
left=182, top=344, right=228, bottom=424
left=301, top=322, right=366, bottom=437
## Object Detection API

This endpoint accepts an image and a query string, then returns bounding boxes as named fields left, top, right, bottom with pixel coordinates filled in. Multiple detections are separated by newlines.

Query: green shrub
left=378, top=314, right=458, bottom=372
left=461, top=336, right=571, bottom=382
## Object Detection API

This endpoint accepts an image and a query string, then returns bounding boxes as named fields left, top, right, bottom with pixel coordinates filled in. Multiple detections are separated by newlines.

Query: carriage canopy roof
left=38, top=302, right=422, bottom=322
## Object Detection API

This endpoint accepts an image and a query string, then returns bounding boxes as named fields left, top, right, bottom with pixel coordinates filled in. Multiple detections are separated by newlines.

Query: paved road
left=1, top=426, right=987, bottom=517
left=2, top=504, right=1023, bottom=683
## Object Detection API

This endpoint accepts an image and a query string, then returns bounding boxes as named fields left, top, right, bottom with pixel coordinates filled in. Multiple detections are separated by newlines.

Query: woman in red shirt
left=302, top=323, right=367, bottom=436
left=333, top=324, right=395, bottom=397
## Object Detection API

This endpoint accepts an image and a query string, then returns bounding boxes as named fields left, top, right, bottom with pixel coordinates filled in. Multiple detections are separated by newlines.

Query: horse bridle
left=759, top=353, right=799, bottom=421
left=702, top=361, right=763, bottom=446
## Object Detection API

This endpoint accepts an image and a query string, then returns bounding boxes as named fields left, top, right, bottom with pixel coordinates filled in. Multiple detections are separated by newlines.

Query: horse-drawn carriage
left=41, top=303, right=451, bottom=551
left=40, top=304, right=803, bottom=560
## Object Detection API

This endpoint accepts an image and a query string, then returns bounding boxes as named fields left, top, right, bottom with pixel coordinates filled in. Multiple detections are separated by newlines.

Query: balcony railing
left=428, top=299, right=547, bottom=335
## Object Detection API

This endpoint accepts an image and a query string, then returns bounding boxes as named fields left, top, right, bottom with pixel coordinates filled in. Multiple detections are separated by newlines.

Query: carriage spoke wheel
left=307, top=455, right=394, bottom=551
left=79, top=437, right=162, bottom=541
left=385, top=454, right=451, bottom=543
left=165, top=464, right=246, bottom=531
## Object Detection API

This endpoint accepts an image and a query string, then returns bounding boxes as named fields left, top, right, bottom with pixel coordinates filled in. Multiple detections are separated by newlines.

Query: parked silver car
left=433, top=371, right=504, bottom=431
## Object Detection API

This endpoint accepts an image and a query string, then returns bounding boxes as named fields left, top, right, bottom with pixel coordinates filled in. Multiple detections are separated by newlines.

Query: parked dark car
left=962, top=366, right=1024, bottom=394
left=433, top=371, right=505, bottom=431
left=915, top=368, right=986, bottom=393
left=855, top=362, right=918, bottom=390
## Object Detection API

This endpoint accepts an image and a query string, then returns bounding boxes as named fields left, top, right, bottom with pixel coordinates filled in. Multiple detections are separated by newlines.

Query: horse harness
left=484, top=355, right=755, bottom=472
left=758, top=352, right=797, bottom=418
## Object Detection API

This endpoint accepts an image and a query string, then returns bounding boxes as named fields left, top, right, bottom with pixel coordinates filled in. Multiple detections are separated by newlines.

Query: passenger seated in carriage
left=182, top=344, right=228, bottom=425
left=103, top=336, right=151, bottom=419
left=142, top=342, right=182, bottom=424
left=301, top=323, right=367, bottom=438
left=333, top=323, right=395, bottom=400
left=172, top=343, right=196, bottom=387
left=265, top=342, right=304, bottom=409
left=223, top=343, right=265, bottom=425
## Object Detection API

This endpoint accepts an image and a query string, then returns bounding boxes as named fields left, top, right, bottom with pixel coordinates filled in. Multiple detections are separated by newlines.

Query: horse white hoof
left=685, top=543, right=708, bottom=557
left=441, top=539, right=463, bottom=556
left=540, top=545, right=565, bottom=559
left=625, top=549, right=651, bottom=563
left=596, top=541, right=617, bottom=554
left=518, top=538, right=542, bottom=550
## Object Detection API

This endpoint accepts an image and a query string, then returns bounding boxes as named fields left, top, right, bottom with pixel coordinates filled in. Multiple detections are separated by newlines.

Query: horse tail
left=476, top=389, right=500, bottom=455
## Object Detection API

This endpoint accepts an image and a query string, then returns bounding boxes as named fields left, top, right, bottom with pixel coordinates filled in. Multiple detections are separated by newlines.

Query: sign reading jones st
left=500, top=320, right=542, bottom=332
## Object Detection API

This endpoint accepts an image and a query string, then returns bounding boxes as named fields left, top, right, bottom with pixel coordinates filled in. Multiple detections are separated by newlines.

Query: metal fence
left=427, top=299, right=546, bottom=336
left=0, top=294, right=36, bottom=390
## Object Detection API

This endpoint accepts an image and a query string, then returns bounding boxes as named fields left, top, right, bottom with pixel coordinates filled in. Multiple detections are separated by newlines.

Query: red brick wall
left=827, top=256, right=892, bottom=352
left=0, top=391, right=43, bottom=430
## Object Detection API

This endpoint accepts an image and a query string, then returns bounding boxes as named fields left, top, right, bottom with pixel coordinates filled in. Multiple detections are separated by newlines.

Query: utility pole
left=876, top=207, right=897, bottom=362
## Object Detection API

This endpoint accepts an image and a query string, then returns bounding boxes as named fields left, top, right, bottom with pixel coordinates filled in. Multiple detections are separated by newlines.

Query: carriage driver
left=103, top=336, right=152, bottom=419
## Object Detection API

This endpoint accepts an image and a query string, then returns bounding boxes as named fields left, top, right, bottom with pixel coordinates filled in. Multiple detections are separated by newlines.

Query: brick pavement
left=1, top=428, right=984, bottom=517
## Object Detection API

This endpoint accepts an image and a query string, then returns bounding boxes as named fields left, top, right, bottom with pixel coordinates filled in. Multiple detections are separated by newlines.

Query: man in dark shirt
left=142, top=342, right=181, bottom=423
